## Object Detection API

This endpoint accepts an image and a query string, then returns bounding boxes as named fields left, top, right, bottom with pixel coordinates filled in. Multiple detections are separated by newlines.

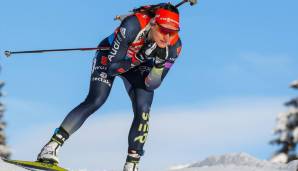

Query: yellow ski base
left=2, top=158, right=68, bottom=171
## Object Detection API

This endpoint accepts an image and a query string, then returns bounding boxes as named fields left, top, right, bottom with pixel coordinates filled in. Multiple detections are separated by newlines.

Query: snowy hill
left=168, top=153, right=298, bottom=171
left=0, top=153, right=297, bottom=171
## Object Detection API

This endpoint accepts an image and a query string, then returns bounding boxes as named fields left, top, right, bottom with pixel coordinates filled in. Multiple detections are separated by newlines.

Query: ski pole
left=4, top=47, right=110, bottom=58
left=175, top=0, right=198, bottom=8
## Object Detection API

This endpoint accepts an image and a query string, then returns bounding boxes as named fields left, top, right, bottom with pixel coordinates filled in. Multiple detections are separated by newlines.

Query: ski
left=2, top=158, right=68, bottom=171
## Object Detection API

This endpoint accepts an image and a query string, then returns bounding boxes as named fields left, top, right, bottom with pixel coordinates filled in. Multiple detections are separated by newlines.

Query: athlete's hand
left=135, top=42, right=157, bottom=63
left=154, top=46, right=168, bottom=68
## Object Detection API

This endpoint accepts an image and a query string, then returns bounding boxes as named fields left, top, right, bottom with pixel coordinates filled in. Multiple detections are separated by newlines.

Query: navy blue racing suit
left=59, top=13, right=182, bottom=156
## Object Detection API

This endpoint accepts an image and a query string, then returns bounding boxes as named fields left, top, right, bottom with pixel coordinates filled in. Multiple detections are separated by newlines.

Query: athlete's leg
left=122, top=77, right=154, bottom=162
left=61, top=51, right=114, bottom=135
left=37, top=50, right=114, bottom=163
left=128, top=88, right=153, bottom=156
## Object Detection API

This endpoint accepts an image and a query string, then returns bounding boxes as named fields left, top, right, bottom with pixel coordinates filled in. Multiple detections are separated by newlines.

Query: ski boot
left=37, top=127, right=69, bottom=164
left=123, top=162, right=139, bottom=171
left=123, top=151, right=141, bottom=171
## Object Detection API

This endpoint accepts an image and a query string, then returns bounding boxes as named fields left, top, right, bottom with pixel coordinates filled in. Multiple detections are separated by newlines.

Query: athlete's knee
left=83, top=94, right=107, bottom=111
left=136, top=103, right=151, bottom=114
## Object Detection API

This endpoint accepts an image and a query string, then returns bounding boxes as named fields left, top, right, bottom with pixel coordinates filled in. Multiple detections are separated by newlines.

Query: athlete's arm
left=106, top=15, right=140, bottom=76
left=145, top=39, right=182, bottom=90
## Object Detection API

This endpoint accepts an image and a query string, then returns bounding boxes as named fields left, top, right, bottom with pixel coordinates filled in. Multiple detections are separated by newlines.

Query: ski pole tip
left=4, top=51, right=11, bottom=58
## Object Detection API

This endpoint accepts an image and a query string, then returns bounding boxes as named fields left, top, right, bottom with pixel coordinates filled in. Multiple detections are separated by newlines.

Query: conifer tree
left=0, top=65, right=11, bottom=159
left=270, top=80, right=298, bottom=163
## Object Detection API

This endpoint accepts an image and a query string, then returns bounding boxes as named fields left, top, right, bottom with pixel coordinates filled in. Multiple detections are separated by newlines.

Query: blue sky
left=0, top=0, right=298, bottom=170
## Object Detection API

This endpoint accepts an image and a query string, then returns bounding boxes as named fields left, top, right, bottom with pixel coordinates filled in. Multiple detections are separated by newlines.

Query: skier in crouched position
left=37, top=3, right=182, bottom=171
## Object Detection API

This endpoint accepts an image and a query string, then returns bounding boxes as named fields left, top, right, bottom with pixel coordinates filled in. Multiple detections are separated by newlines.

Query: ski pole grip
left=4, top=51, right=11, bottom=58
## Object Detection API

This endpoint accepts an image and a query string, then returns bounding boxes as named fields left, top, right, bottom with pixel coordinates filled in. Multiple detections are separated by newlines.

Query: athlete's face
left=150, top=22, right=179, bottom=48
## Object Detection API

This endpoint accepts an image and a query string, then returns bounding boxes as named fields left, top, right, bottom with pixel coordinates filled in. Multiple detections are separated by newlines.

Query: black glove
left=154, top=46, right=168, bottom=68
left=135, top=42, right=158, bottom=63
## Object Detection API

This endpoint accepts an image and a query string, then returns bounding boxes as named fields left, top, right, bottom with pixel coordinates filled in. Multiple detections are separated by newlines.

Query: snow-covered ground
left=0, top=153, right=297, bottom=171
left=167, top=153, right=298, bottom=171
left=0, top=159, right=26, bottom=171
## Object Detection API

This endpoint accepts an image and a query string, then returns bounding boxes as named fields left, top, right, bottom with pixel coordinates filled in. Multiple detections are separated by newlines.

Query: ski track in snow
left=0, top=153, right=297, bottom=171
